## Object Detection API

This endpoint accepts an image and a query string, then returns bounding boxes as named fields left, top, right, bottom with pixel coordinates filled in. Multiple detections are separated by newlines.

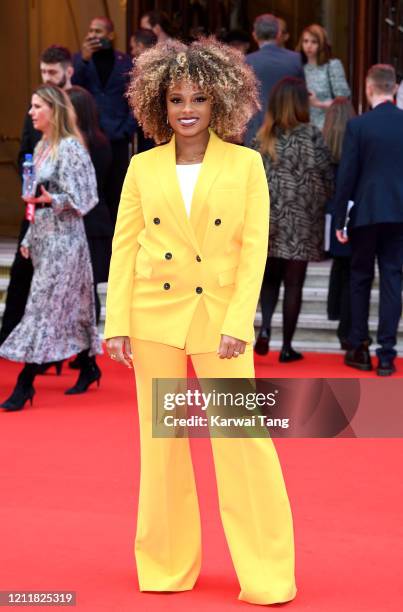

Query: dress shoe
left=376, top=357, right=396, bottom=377
left=340, top=336, right=373, bottom=351
left=254, top=328, right=270, bottom=355
left=279, top=347, right=304, bottom=363
left=1, top=383, right=35, bottom=411
left=65, top=360, right=101, bottom=395
left=344, top=344, right=372, bottom=371
left=37, top=360, right=63, bottom=376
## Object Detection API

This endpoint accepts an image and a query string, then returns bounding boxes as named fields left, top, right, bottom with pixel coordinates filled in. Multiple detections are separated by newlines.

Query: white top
left=176, top=163, right=202, bottom=217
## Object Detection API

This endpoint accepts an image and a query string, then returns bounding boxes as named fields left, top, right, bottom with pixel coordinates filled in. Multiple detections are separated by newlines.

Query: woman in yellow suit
left=105, top=38, right=297, bottom=605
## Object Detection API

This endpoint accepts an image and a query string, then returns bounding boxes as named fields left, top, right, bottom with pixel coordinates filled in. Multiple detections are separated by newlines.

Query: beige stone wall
left=0, top=0, right=127, bottom=236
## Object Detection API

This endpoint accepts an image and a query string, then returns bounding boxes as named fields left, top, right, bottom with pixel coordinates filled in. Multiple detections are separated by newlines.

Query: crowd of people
left=1, top=9, right=403, bottom=411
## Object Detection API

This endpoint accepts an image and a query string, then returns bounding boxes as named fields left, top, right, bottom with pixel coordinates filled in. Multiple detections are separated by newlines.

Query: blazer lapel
left=156, top=130, right=227, bottom=252
left=189, top=130, right=227, bottom=247
left=156, top=136, right=200, bottom=252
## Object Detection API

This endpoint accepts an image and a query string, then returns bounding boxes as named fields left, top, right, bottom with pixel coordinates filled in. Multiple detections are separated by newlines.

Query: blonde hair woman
left=296, top=24, right=350, bottom=129
left=104, top=38, right=296, bottom=605
left=0, top=84, right=101, bottom=409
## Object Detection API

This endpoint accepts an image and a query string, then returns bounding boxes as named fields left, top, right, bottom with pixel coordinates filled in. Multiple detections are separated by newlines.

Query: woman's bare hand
left=217, top=335, right=246, bottom=359
left=22, top=185, right=52, bottom=205
left=309, top=91, right=332, bottom=110
left=106, top=336, right=133, bottom=368
left=20, top=245, right=30, bottom=259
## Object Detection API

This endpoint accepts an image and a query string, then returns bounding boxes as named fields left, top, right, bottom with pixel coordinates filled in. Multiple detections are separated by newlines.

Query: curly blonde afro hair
left=128, top=37, right=260, bottom=144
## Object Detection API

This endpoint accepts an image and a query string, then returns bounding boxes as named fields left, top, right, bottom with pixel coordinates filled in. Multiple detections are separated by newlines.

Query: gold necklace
left=176, top=151, right=206, bottom=164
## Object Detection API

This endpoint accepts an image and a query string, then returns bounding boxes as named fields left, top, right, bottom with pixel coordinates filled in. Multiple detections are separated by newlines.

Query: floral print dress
left=0, top=137, right=102, bottom=363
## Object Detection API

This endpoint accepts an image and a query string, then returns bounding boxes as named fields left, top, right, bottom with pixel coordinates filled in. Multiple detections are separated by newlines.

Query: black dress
left=86, top=137, right=113, bottom=284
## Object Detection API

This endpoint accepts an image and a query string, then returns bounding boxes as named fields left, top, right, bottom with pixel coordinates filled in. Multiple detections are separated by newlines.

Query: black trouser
left=349, top=223, right=403, bottom=359
left=327, top=257, right=351, bottom=343
left=105, top=139, right=130, bottom=227
left=0, top=220, right=33, bottom=345
left=259, top=257, right=308, bottom=349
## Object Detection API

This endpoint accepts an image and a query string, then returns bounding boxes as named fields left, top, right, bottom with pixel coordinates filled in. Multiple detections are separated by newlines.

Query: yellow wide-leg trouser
left=131, top=337, right=297, bottom=605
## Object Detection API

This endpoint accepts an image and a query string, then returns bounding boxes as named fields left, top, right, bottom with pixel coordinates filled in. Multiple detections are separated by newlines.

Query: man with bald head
left=73, top=17, right=136, bottom=225
left=244, top=13, right=304, bottom=146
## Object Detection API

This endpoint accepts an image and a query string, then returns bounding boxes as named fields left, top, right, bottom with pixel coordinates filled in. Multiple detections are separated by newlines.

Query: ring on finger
left=110, top=354, right=117, bottom=360
left=234, top=351, right=240, bottom=356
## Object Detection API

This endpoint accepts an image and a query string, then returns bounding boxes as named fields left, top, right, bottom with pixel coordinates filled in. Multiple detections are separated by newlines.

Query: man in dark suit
left=129, top=29, right=157, bottom=154
left=335, top=64, right=403, bottom=376
left=0, top=46, right=74, bottom=346
left=244, top=14, right=305, bottom=146
left=72, top=17, right=136, bottom=225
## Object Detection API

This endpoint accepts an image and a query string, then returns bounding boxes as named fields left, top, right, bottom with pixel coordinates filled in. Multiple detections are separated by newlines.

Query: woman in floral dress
left=0, top=84, right=101, bottom=410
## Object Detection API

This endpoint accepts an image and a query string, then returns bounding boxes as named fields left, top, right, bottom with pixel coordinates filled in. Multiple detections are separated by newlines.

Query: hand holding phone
left=82, top=35, right=102, bottom=61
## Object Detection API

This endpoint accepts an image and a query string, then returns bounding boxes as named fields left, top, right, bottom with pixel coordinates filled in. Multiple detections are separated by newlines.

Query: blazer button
left=214, top=218, right=221, bottom=226
left=196, top=255, right=201, bottom=262
left=165, top=252, right=172, bottom=260
left=163, top=282, right=170, bottom=290
left=196, top=286, right=203, bottom=294
left=153, top=217, right=160, bottom=224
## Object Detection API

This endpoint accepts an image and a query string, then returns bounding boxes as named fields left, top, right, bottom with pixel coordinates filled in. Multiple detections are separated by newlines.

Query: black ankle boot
left=1, top=382, right=35, bottom=411
left=254, top=328, right=271, bottom=356
left=68, top=355, right=81, bottom=370
left=65, top=358, right=101, bottom=395
left=37, top=361, right=63, bottom=376
left=279, top=347, right=304, bottom=363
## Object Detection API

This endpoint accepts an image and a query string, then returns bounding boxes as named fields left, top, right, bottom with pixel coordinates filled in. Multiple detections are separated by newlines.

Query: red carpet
left=1, top=353, right=402, bottom=611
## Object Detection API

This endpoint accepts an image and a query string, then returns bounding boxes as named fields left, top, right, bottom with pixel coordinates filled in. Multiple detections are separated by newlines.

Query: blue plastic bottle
left=22, top=153, right=36, bottom=197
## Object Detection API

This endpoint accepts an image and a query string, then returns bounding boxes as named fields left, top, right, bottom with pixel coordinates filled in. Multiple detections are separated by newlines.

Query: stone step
left=96, top=283, right=383, bottom=316
left=301, top=261, right=380, bottom=287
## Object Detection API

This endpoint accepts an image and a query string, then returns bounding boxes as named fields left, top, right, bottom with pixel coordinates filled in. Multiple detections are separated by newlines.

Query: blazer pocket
left=218, top=267, right=237, bottom=287
left=135, top=249, right=153, bottom=279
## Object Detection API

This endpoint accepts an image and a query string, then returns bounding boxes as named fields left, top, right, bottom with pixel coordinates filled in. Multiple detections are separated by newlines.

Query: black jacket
left=18, top=113, right=41, bottom=175
left=335, top=102, right=403, bottom=229
left=72, top=50, right=136, bottom=141
left=244, top=44, right=305, bottom=146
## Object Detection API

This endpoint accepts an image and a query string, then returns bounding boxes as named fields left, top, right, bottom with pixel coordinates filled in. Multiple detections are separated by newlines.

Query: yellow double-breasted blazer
left=104, top=130, right=270, bottom=352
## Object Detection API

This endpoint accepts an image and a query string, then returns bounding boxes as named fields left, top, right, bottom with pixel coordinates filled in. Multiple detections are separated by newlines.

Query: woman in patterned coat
left=254, top=77, right=334, bottom=361
left=296, top=24, right=351, bottom=130
left=0, top=84, right=102, bottom=410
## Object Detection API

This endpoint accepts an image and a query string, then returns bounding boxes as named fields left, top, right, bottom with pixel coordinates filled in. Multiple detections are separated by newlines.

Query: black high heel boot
left=37, top=361, right=63, bottom=376
left=254, top=328, right=271, bottom=356
left=65, top=352, right=101, bottom=395
left=1, top=363, right=38, bottom=411
left=1, top=384, right=35, bottom=411
left=68, top=356, right=80, bottom=370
